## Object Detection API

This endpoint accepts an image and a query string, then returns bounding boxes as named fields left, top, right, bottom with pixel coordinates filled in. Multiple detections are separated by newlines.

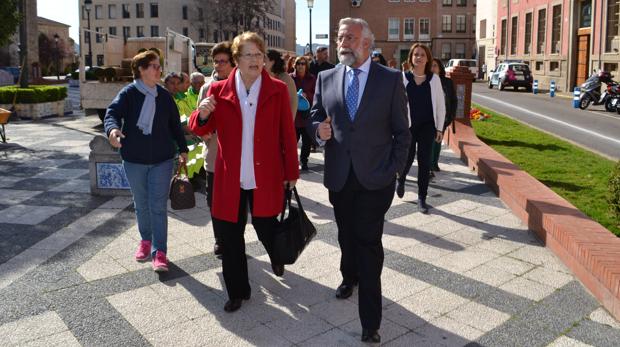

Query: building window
left=108, top=27, right=116, bottom=36
left=524, top=12, right=532, bottom=55
left=419, top=18, right=430, bottom=39
left=580, top=0, right=592, bottom=28
left=404, top=18, right=415, bottom=40
left=137, top=26, right=144, bottom=37
left=441, top=43, right=451, bottom=59
left=136, top=3, right=144, bottom=18
left=479, top=19, right=486, bottom=39
left=551, top=5, right=561, bottom=53
left=95, top=5, right=103, bottom=19
left=606, top=1, right=619, bottom=52
left=535, top=61, right=544, bottom=71
left=108, top=4, right=116, bottom=19
left=550, top=61, right=559, bottom=71
left=388, top=18, right=400, bottom=40
left=97, top=55, right=104, bottom=66
left=456, top=15, right=466, bottom=33
left=123, top=26, right=130, bottom=39
left=443, top=0, right=452, bottom=6
left=472, top=15, right=476, bottom=33
left=510, top=16, right=517, bottom=55
left=95, top=27, right=102, bottom=43
left=198, top=7, right=204, bottom=21
left=84, top=30, right=90, bottom=44
left=442, top=15, right=452, bottom=32
left=388, top=0, right=400, bottom=2
left=183, top=27, right=189, bottom=37
left=150, top=3, right=158, bottom=18
left=199, top=29, right=205, bottom=40
left=122, top=4, right=130, bottom=18
left=182, top=5, right=188, bottom=20
left=213, top=30, right=219, bottom=42
left=455, top=43, right=465, bottom=58
left=456, top=0, right=467, bottom=6
left=604, top=62, right=619, bottom=73
left=500, top=18, right=507, bottom=55
left=151, top=25, right=159, bottom=37
left=537, top=9, right=546, bottom=54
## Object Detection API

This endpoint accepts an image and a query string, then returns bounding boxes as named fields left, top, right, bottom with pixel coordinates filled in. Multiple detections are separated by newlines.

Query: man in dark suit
left=310, top=17, right=411, bottom=343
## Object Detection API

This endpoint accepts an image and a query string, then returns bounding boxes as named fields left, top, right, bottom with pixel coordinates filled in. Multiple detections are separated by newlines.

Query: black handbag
left=272, top=187, right=317, bottom=265
left=169, top=164, right=195, bottom=210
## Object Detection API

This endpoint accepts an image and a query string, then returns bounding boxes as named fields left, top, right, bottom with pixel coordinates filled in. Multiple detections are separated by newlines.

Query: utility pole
left=18, top=0, right=29, bottom=88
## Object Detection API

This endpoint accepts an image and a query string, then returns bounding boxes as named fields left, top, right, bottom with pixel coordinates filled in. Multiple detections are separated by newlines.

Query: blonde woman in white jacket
left=397, top=43, right=446, bottom=214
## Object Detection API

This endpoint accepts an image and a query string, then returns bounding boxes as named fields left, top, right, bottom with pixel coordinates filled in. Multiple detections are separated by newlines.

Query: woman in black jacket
left=430, top=58, right=457, bottom=174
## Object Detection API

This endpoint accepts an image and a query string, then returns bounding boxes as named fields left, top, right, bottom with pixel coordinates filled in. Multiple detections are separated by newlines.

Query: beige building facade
left=79, top=0, right=296, bottom=67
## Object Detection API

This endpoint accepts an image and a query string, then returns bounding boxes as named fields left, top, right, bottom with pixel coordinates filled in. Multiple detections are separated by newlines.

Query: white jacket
left=403, top=72, right=446, bottom=131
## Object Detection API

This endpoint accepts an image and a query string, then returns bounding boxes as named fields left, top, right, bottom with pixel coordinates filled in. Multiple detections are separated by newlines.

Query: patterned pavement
left=1, top=112, right=620, bottom=346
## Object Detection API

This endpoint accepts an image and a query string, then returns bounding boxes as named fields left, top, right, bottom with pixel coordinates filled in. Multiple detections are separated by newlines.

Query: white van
left=445, top=59, right=478, bottom=80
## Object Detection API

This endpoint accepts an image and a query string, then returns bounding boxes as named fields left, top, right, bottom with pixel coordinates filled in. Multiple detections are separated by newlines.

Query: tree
left=193, top=0, right=273, bottom=42
left=38, top=33, right=69, bottom=76
left=0, top=0, right=20, bottom=47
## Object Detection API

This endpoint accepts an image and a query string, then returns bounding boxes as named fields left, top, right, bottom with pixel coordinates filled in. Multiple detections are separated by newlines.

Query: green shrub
left=0, top=86, right=68, bottom=104
left=610, top=161, right=620, bottom=223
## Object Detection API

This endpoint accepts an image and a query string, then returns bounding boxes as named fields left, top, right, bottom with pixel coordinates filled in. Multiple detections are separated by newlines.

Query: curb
left=447, top=119, right=620, bottom=320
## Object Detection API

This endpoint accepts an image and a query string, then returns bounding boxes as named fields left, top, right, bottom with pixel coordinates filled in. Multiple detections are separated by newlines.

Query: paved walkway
left=1, top=115, right=620, bottom=346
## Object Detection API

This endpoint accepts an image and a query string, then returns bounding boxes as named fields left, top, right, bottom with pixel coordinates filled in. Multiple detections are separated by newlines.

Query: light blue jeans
left=123, top=159, right=173, bottom=257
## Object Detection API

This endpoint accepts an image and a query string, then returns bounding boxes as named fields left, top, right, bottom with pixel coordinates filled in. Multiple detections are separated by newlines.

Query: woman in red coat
left=189, top=32, right=299, bottom=313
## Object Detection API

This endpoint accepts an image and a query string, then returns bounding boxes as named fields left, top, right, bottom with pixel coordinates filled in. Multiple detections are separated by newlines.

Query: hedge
left=0, top=86, right=68, bottom=104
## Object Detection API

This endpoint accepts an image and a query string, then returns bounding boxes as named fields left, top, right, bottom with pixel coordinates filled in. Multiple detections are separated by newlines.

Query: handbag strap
left=176, top=162, right=189, bottom=177
left=291, top=187, right=306, bottom=215
left=279, top=185, right=293, bottom=222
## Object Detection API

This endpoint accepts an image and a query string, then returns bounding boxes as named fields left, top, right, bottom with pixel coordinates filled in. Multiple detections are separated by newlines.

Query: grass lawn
left=470, top=103, right=620, bottom=237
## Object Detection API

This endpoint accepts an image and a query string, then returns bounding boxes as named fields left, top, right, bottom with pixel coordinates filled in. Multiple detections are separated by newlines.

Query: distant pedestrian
left=309, top=46, right=335, bottom=76
left=371, top=51, right=387, bottom=66
left=104, top=51, right=188, bottom=272
left=397, top=43, right=446, bottom=214
left=290, top=56, right=316, bottom=171
left=265, top=49, right=298, bottom=120
left=430, top=58, right=457, bottom=175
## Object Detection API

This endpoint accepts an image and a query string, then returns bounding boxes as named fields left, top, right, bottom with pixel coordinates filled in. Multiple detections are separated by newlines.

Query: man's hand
left=108, top=129, right=125, bottom=148
left=178, top=152, right=188, bottom=166
left=284, top=180, right=297, bottom=190
left=197, top=96, right=216, bottom=120
left=435, top=130, right=443, bottom=143
left=318, top=116, right=332, bottom=140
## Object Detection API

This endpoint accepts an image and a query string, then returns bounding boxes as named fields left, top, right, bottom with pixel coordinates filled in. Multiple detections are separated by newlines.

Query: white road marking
left=473, top=93, right=620, bottom=146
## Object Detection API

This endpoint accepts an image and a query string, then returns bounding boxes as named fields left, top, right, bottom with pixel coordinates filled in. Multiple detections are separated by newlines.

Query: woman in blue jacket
left=104, top=50, right=188, bottom=272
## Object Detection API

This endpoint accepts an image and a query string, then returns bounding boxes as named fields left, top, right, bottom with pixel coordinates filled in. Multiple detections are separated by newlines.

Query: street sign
left=315, top=34, right=328, bottom=39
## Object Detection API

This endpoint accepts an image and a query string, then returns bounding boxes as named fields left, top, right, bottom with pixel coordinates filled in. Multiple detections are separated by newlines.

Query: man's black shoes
left=335, top=282, right=356, bottom=299
left=361, top=329, right=381, bottom=343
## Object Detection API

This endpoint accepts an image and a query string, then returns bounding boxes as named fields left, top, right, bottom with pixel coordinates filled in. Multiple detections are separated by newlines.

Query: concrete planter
left=0, top=100, right=66, bottom=120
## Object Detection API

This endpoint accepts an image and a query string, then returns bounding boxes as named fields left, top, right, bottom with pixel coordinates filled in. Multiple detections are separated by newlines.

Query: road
left=471, top=82, right=620, bottom=160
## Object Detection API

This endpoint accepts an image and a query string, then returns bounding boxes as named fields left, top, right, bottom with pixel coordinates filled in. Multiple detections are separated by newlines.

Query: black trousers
left=212, top=189, right=279, bottom=300
left=296, top=127, right=312, bottom=165
left=329, top=168, right=395, bottom=330
left=205, top=171, right=222, bottom=242
left=401, top=121, right=436, bottom=200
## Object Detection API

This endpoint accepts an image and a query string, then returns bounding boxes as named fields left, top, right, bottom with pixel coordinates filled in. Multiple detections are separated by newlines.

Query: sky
left=37, top=0, right=329, bottom=47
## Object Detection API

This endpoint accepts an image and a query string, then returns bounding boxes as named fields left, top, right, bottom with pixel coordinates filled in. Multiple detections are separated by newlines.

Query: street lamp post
left=307, top=0, right=314, bottom=57
left=54, top=33, right=60, bottom=80
left=84, top=0, right=93, bottom=69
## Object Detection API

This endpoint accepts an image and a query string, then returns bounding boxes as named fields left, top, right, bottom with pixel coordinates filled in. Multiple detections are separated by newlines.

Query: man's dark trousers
left=329, top=167, right=395, bottom=331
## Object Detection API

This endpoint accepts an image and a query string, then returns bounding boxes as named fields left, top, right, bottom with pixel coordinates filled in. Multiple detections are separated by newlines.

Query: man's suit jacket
left=311, top=62, right=411, bottom=192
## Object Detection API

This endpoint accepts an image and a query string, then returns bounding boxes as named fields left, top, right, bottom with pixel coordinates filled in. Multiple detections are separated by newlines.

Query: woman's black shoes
left=271, top=263, right=285, bottom=277
left=361, top=329, right=381, bottom=343
left=396, top=180, right=405, bottom=198
left=417, top=199, right=429, bottom=214
left=224, top=292, right=251, bottom=312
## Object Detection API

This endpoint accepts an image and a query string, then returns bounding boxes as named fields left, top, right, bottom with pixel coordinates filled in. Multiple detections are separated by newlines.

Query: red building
left=496, top=0, right=620, bottom=91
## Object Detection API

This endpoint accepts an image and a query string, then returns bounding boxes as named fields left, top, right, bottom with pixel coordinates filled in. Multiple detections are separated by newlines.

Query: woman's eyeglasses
left=214, top=59, right=229, bottom=65
left=148, top=64, right=162, bottom=71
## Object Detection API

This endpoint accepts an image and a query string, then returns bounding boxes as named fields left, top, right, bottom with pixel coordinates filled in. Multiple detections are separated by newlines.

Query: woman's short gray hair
left=338, top=17, right=375, bottom=49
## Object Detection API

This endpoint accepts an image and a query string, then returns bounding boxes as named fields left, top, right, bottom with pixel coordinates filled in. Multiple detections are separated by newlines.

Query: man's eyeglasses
left=240, top=52, right=264, bottom=60
left=148, top=63, right=162, bottom=71
left=214, top=59, right=229, bottom=65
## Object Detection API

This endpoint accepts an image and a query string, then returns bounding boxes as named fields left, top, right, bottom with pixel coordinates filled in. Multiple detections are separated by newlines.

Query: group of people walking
left=103, top=17, right=457, bottom=343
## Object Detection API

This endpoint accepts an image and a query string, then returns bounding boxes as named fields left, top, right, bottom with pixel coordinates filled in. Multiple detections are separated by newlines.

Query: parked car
left=445, top=59, right=478, bottom=80
left=0, top=67, right=20, bottom=83
left=488, top=62, right=533, bottom=91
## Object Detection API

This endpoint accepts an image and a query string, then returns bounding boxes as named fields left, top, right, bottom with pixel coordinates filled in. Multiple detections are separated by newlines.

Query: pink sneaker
left=135, top=240, right=151, bottom=261
left=152, top=250, right=169, bottom=272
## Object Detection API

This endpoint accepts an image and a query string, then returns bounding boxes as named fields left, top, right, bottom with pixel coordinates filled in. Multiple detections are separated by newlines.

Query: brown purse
left=169, top=163, right=195, bottom=210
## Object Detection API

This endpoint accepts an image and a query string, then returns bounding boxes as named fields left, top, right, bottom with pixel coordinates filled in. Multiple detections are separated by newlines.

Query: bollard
left=573, top=87, right=580, bottom=108
left=533, top=80, right=538, bottom=94
left=550, top=80, right=556, bottom=97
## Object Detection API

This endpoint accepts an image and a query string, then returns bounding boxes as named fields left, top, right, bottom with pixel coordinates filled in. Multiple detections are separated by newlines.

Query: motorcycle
left=605, top=82, right=620, bottom=112
left=579, top=71, right=615, bottom=110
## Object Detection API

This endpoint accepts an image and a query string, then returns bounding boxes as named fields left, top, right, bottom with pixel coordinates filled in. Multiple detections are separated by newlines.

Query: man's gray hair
left=338, top=17, right=375, bottom=50
left=190, top=71, right=205, bottom=81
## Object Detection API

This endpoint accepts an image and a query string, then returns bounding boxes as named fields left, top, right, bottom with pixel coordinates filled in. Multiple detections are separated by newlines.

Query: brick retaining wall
left=447, top=119, right=620, bottom=320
